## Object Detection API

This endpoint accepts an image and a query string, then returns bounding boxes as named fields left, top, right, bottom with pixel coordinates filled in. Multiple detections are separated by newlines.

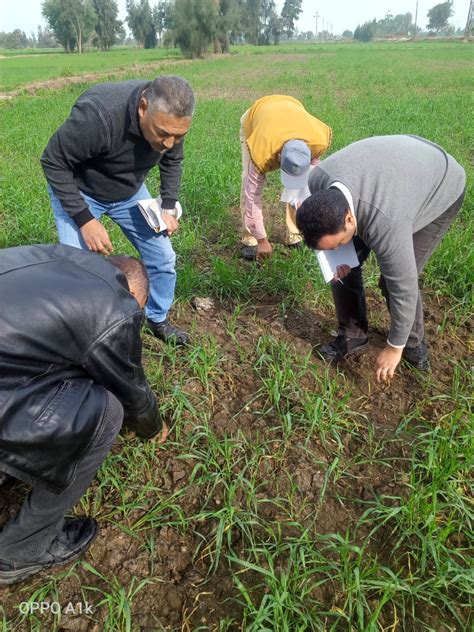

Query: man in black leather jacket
left=0, top=244, right=167, bottom=586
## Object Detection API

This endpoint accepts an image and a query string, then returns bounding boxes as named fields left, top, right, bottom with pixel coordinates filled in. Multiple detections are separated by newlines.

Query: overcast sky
left=1, top=0, right=468, bottom=37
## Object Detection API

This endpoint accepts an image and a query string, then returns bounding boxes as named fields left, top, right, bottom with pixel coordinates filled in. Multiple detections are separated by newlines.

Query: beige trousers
left=239, top=112, right=302, bottom=247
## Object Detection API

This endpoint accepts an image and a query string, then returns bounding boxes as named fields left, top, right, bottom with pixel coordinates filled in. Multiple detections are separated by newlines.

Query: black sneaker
left=402, top=341, right=430, bottom=370
left=0, top=517, right=98, bottom=587
left=240, top=245, right=257, bottom=261
left=319, top=335, right=369, bottom=362
left=147, top=318, right=190, bottom=346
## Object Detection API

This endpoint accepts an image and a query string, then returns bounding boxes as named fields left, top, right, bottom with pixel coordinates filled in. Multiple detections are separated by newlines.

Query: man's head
left=138, top=75, right=195, bottom=153
left=108, top=256, right=149, bottom=308
left=296, top=189, right=357, bottom=250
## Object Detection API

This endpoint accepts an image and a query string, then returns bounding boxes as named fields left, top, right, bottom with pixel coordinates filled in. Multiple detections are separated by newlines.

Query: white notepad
left=315, top=240, right=360, bottom=283
left=137, top=196, right=182, bottom=233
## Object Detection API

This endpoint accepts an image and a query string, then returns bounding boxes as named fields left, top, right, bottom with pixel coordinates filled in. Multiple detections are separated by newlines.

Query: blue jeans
left=48, top=183, right=176, bottom=323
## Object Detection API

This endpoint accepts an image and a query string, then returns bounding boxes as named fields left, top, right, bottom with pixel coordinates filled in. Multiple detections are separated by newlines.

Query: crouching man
left=296, top=135, right=466, bottom=382
left=0, top=244, right=167, bottom=586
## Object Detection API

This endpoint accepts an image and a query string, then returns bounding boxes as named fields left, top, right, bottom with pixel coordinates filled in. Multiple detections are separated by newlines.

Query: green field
left=0, top=47, right=181, bottom=91
left=0, top=42, right=473, bottom=631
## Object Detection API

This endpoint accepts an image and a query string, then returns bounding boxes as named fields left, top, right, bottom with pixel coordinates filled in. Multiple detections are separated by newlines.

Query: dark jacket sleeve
left=81, top=313, right=162, bottom=439
left=158, top=139, right=184, bottom=209
left=41, top=99, right=110, bottom=228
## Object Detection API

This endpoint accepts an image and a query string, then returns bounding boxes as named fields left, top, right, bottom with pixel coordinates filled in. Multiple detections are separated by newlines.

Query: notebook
left=137, top=196, right=183, bottom=233
left=316, top=240, right=360, bottom=283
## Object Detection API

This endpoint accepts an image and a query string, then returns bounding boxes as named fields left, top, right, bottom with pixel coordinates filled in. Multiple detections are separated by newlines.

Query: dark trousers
left=0, top=391, right=123, bottom=563
left=332, top=191, right=465, bottom=347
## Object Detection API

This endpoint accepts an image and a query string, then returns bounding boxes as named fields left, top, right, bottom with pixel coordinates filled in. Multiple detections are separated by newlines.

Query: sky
left=0, top=0, right=468, bottom=38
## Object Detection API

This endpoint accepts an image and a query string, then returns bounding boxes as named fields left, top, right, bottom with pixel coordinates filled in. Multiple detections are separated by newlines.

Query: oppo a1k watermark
left=18, top=601, right=94, bottom=615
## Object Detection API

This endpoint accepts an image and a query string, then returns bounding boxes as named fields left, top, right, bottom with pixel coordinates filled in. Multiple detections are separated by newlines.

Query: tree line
left=353, top=2, right=457, bottom=42
left=1, top=0, right=465, bottom=55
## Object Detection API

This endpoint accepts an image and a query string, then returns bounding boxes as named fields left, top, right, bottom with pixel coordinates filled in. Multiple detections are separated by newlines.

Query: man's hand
left=375, top=346, right=403, bottom=383
left=257, top=237, right=273, bottom=259
left=151, top=422, right=169, bottom=445
left=333, top=264, right=351, bottom=283
left=161, top=213, right=179, bottom=236
left=80, top=218, right=113, bottom=255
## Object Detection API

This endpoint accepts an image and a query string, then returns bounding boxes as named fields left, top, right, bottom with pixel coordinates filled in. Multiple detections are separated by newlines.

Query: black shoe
left=402, top=341, right=430, bottom=370
left=147, top=318, right=190, bottom=346
left=319, top=335, right=369, bottom=362
left=0, top=517, right=98, bottom=587
left=240, top=245, right=257, bottom=261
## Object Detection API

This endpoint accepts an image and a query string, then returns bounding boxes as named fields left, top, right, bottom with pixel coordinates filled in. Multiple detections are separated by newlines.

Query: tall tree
left=243, top=0, right=260, bottom=44
left=60, top=0, right=96, bottom=53
left=427, top=1, right=454, bottom=33
left=93, top=0, right=123, bottom=50
left=42, top=0, right=77, bottom=51
left=153, top=0, right=174, bottom=46
left=126, top=0, right=156, bottom=48
left=280, top=0, right=302, bottom=39
left=173, top=0, right=216, bottom=57
left=354, top=19, right=376, bottom=42
left=258, top=0, right=281, bottom=44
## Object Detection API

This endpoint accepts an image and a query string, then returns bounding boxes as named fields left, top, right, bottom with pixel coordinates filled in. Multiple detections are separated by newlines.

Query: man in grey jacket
left=296, top=135, right=466, bottom=382
left=41, top=75, right=194, bottom=346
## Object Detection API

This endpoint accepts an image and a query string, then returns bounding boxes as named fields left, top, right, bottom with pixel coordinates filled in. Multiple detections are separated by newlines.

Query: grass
left=0, top=46, right=182, bottom=92
left=0, top=41, right=473, bottom=630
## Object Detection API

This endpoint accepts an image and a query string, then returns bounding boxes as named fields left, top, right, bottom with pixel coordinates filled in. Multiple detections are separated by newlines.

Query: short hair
left=296, top=189, right=350, bottom=249
left=142, top=75, right=195, bottom=118
left=108, top=255, right=149, bottom=298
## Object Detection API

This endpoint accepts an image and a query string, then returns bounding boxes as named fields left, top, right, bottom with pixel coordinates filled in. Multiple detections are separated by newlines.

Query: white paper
left=316, top=240, right=359, bottom=283
left=137, top=196, right=182, bottom=233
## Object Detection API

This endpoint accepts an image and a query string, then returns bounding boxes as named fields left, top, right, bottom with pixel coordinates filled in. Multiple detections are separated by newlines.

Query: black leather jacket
left=0, top=244, right=162, bottom=493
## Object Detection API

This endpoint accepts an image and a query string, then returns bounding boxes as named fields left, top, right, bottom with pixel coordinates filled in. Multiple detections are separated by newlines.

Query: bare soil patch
left=0, top=276, right=470, bottom=629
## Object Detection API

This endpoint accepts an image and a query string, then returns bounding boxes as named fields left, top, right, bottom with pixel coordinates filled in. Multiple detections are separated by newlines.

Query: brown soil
left=0, top=276, right=471, bottom=630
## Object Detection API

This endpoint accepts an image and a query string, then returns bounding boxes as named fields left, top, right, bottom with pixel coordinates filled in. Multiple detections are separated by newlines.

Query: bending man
left=41, top=75, right=195, bottom=346
left=240, top=95, right=332, bottom=260
left=0, top=244, right=167, bottom=586
left=296, top=135, right=466, bottom=382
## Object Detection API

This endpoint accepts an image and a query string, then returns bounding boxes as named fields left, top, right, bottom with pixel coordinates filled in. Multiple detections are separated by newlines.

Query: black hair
left=108, top=255, right=149, bottom=298
left=142, top=75, right=195, bottom=118
left=296, top=189, right=350, bottom=249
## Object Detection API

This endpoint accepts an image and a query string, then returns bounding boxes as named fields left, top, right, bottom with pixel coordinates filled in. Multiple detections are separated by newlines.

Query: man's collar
left=127, top=82, right=151, bottom=137
left=330, top=181, right=355, bottom=217
left=330, top=181, right=358, bottom=235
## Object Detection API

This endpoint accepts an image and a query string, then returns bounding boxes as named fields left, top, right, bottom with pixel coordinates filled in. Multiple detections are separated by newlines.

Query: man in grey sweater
left=41, top=75, right=194, bottom=346
left=296, top=135, right=466, bottom=382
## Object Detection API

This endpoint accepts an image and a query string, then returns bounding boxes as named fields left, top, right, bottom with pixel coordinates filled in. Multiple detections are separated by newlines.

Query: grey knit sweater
left=41, top=80, right=184, bottom=228
left=308, top=135, right=466, bottom=346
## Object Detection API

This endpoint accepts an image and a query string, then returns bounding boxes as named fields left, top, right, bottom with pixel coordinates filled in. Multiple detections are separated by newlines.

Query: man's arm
left=370, top=218, right=419, bottom=381
left=158, top=140, right=184, bottom=210
left=41, top=99, right=109, bottom=226
left=81, top=313, right=162, bottom=439
left=41, top=100, right=114, bottom=254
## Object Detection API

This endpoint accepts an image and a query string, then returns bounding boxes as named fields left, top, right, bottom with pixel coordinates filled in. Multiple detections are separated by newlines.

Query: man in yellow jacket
left=240, top=95, right=332, bottom=260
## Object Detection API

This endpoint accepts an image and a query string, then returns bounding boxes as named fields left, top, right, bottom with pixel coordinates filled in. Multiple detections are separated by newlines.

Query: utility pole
left=414, top=0, right=419, bottom=37
left=314, top=12, right=319, bottom=40
left=465, top=0, right=473, bottom=38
